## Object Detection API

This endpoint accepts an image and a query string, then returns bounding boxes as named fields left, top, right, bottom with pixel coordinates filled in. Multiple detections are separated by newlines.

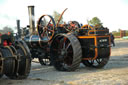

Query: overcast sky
left=0, top=0, right=128, bottom=32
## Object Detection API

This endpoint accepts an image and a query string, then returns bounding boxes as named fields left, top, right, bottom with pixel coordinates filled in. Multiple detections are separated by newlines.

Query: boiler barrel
left=24, top=35, right=47, bottom=48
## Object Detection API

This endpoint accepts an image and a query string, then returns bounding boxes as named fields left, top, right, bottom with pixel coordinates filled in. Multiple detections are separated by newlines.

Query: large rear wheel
left=50, top=33, right=82, bottom=71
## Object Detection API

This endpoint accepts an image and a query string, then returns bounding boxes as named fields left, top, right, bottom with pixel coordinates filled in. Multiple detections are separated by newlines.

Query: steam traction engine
left=0, top=33, right=31, bottom=79
left=23, top=6, right=111, bottom=71
left=50, top=26, right=110, bottom=71
left=36, top=15, right=111, bottom=71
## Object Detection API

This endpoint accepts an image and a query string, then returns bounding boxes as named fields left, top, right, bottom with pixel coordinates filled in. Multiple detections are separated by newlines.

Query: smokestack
left=16, top=20, right=21, bottom=38
left=28, top=6, right=35, bottom=35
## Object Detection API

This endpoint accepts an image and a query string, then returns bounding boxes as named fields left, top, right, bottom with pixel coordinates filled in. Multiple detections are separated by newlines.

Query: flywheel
left=37, top=15, right=56, bottom=42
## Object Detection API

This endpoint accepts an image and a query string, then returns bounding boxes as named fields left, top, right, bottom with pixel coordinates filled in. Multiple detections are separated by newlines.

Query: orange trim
left=80, top=35, right=110, bottom=60
left=81, top=24, right=94, bottom=30
left=78, top=36, right=96, bottom=38
left=78, top=35, right=110, bottom=39
left=93, top=37, right=98, bottom=60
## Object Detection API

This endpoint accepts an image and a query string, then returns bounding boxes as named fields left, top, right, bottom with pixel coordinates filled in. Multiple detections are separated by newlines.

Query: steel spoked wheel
left=82, top=57, right=110, bottom=68
left=50, top=33, right=82, bottom=71
left=4, top=46, right=18, bottom=79
left=6, top=44, right=31, bottom=79
left=16, top=44, right=31, bottom=79
left=2, top=46, right=16, bottom=78
left=37, top=15, right=56, bottom=42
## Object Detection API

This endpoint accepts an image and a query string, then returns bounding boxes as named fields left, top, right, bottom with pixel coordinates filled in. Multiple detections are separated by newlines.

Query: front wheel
left=82, top=57, right=110, bottom=68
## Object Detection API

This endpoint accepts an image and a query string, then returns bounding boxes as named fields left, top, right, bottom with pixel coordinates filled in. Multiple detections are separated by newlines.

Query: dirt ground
left=0, top=39, right=128, bottom=85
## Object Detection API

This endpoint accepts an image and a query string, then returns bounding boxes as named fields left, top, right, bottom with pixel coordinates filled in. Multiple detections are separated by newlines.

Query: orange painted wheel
left=37, top=15, right=56, bottom=42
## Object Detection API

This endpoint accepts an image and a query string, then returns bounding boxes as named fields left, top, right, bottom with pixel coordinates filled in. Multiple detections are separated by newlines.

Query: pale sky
left=0, top=0, right=128, bottom=32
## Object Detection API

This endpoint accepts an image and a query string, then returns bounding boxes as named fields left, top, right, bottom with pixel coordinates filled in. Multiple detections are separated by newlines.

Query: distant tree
left=89, top=17, right=103, bottom=27
left=2, top=26, right=14, bottom=33
left=53, top=11, right=64, bottom=24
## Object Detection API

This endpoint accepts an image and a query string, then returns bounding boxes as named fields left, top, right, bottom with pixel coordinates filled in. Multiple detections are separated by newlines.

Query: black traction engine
left=0, top=33, right=31, bottom=79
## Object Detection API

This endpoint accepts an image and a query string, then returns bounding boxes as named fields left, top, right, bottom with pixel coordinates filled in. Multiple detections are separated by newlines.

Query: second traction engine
left=0, top=33, right=31, bottom=79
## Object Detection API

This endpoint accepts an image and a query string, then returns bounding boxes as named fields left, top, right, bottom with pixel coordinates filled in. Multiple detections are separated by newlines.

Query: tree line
left=0, top=26, right=14, bottom=34
left=0, top=11, right=103, bottom=34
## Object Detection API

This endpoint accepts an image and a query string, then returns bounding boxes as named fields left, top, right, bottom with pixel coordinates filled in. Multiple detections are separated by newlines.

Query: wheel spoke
left=66, top=43, right=71, bottom=50
left=46, top=31, right=50, bottom=40
left=91, top=60, right=94, bottom=64
left=38, top=24, right=43, bottom=28
left=96, top=59, right=101, bottom=64
left=41, top=29, right=46, bottom=37
left=47, top=29, right=54, bottom=32
left=63, top=37, right=67, bottom=49
left=46, top=19, right=52, bottom=27
left=37, top=15, right=55, bottom=42
left=50, top=34, right=82, bottom=71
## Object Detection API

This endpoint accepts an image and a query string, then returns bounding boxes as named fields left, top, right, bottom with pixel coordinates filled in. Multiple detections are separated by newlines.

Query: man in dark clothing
left=110, top=33, right=115, bottom=46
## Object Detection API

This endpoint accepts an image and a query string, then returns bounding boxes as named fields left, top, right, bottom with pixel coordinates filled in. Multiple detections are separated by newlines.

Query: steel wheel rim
left=53, top=36, right=73, bottom=70
left=50, top=34, right=82, bottom=71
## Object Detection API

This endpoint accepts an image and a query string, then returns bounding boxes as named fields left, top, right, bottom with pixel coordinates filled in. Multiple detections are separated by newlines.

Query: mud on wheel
left=50, top=33, right=82, bottom=71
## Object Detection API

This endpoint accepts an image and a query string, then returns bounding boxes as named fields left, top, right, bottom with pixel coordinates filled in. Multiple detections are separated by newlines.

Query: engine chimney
left=28, top=6, right=35, bottom=35
left=16, top=20, right=21, bottom=38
